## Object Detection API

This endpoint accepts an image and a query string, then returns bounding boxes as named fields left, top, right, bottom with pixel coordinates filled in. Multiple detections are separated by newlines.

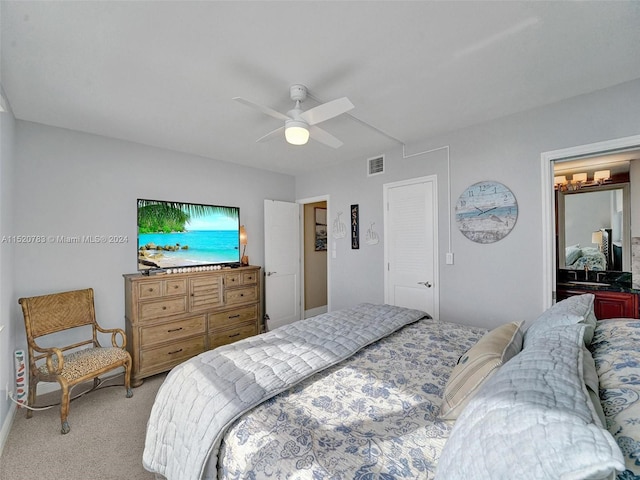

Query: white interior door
left=264, top=199, right=300, bottom=330
left=384, top=176, right=439, bottom=319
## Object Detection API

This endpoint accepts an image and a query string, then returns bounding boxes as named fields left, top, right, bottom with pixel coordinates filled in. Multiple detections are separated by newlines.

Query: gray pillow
left=524, top=293, right=597, bottom=347
left=436, top=324, right=624, bottom=480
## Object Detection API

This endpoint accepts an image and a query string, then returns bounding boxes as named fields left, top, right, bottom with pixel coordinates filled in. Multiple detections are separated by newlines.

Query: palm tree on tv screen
left=137, top=200, right=237, bottom=233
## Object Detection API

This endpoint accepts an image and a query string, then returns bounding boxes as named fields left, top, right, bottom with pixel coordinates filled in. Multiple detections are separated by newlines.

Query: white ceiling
left=2, top=1, right=640, bottom=176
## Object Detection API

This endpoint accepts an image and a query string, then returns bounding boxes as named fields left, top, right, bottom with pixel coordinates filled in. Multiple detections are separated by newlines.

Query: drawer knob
left=228, top=314, right=240, bottom=319
left=162, top=306, right=167, bottom=310
left=228, top=333, right=240, bottom=338
left=168, top=348, right=183, bottom=355
left=167, top=327, right=183, bottom=333
left=149, top=288, right=154, bottom=292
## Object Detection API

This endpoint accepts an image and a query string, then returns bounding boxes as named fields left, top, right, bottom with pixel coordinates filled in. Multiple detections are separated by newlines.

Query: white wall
left=296, top=79, right=640, bottom=329
left=11, top=120, right=295, bottom=350
left=0, top=83, right=16, bottom=449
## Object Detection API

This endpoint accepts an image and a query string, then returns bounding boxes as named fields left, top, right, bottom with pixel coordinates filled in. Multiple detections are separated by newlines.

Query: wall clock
left=455, top=181, right=518, bottom=244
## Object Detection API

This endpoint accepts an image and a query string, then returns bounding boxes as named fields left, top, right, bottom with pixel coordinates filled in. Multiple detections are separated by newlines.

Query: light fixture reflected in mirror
left=592, top=230, right=603, bottom=252
left=239, top=225, right=249, bottom=265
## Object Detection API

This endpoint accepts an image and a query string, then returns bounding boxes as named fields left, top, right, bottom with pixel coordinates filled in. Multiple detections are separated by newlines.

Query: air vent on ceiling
left=367, top=155, right=385, bottom=176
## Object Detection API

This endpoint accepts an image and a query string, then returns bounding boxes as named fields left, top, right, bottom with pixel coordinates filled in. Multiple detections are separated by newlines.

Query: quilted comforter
left=216, top=315, right=485, bottom=479
left=143, top=303, right=430, bottom=480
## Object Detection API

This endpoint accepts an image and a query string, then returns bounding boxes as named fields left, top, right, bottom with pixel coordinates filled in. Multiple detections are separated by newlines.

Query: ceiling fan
left=233, top=84, right=354, bottom=148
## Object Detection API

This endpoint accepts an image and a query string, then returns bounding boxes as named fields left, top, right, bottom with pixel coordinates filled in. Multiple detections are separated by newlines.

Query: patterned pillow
left=524, top=294, right=597, bottom=347
left=439, top=321, right=523, bottom=420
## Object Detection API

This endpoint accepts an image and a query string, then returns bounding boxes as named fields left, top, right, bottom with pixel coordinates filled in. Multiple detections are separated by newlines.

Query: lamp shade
left=594, top=170, right=611, bottom=182
left=554, top=175, right=567, bottom=185
left=285, top=120, right=310, bottom=145
left=592, top=230, right=603, bottom=245
left=239, top=225, right=247, bottom=246
left=572, top=172, right=588, bottom=183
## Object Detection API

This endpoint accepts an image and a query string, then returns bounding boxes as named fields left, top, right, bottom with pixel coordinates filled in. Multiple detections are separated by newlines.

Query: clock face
left=455, top=181, right=518, bottom=244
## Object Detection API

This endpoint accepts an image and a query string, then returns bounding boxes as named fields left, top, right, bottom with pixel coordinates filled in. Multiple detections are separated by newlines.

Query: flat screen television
left=137, top=198, right=241, bottom=271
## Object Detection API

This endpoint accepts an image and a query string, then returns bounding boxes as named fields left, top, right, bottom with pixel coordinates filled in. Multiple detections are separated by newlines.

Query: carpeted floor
left=0, top=373, right=166, bottom=480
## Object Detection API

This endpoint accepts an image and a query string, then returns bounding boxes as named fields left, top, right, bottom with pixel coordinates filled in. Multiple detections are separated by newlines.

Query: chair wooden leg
left=60, top=384, right=71, bottom=434
left=26, top=375, right=37, bottom=419
left=124, top=360, right=133, bottom=398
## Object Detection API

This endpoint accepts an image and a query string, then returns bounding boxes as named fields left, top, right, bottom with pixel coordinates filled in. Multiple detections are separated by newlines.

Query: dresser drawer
left=140, top=336, right=205, bottom=371
left=241, top=271, right=258, bottom=285
left=224, top=272, right=242, bottom=286
left=139, top=297, right=187, bottom=321
left=208, top=323, right=258, bottom=350
left=224, top=286, right=257, bottom=305
left=164, top=278, right=187, bottom=296
left=140, top=315, right=206, bottom=346
left=209, top=305, right=257, bottom=331
left=138, top=281, right=162, bottom=299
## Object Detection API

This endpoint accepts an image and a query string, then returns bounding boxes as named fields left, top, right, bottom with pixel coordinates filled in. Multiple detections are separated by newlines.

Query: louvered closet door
left=384, top=176, right=439, bottom=319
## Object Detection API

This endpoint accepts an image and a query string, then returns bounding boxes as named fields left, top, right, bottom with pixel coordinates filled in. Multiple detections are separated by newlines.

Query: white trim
left=304, top=306, right=328, bottom=319
left=0, top=400, right=17, bottom=457
left=296, top=195, right=331, bottom=314
left=383, top=175, right=439, bottom=320
left=540, top=134, right=640, bottom=310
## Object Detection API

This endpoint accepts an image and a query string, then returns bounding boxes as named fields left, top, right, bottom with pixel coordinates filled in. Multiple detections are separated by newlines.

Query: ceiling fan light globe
left=285, top=121, right=309, bottom=145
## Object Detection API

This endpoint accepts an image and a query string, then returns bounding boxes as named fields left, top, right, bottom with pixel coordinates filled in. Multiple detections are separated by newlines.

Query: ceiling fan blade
left=233, top=97, right=290, bottom=121
left=309, top=125, right=343, bottom=148
left=256, top=126, right=284, bottom=143
left=299, top=97, right=354, bottom=126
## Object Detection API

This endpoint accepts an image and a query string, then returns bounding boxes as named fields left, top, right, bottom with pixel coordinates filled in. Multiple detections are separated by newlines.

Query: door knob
left=266, top=271, right=278, bottom=276
left=417, top=281, right=432, bottom=288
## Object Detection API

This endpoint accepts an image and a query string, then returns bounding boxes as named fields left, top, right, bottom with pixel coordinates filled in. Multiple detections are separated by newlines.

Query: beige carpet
left=0, top=373, right=166, bottom=480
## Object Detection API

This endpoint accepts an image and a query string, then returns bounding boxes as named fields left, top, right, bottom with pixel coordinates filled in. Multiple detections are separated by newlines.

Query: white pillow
left=439, top=321, right=523, bottom=420
left=524, top=294, right=597, bottom=346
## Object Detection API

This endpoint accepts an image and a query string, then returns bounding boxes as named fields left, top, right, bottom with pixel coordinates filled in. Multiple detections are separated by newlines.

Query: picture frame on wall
left=315, top=207, right=327, bottom=251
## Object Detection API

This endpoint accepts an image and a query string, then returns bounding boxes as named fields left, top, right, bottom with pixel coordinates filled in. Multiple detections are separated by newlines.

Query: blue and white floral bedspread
left=591, top=320, right=640, bottom=480
left=217, top=318, right=486, bottom=480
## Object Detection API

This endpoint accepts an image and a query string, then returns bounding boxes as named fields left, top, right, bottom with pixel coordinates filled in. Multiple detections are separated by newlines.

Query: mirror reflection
left=557, top=184, right=630, bottom=272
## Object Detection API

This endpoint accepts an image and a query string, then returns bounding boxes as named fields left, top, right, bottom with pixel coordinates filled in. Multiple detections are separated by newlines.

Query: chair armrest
left=96, top=324, right=127, bottom=349
left=43, top=347, right=64, bottom=375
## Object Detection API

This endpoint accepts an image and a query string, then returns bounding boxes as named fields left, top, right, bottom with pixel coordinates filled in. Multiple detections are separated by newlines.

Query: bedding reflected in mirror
left=558, top=183, right=630, bottom=272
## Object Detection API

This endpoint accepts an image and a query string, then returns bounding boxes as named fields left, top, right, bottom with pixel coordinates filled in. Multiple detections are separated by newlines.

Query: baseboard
left=304, top=306, right=328, bottom=319
left=0, top=400, right=17, bottom=458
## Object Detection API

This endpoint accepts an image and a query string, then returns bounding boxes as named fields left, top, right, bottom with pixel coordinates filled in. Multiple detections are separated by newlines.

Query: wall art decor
left=455, top=181, right=518, bottom=244
left=365, top=222, right=379, bottom=245
left=315, top=207, right=327, bottom=251
left=332, top=211, right=347, bottom=239
left=351, top=204, right=360, bottom=249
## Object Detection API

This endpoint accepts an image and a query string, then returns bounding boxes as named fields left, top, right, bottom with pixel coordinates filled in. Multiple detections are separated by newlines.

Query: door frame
left=297, top=195, right=331, bottom=315
left=383, top=175, right=439, bottom=319
left=540, top=134, right=640, bottom=310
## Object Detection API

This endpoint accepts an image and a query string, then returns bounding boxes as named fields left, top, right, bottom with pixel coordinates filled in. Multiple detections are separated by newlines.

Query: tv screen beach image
left=137, top=200, right=240, bottom=270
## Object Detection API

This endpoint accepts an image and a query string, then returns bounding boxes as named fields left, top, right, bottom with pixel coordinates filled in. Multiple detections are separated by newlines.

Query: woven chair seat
left=38, top=347, right=129, bottom=382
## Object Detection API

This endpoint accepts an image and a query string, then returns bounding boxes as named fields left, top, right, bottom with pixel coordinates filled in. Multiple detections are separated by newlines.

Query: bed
left=566, top=244, right=608, bottom=271
left=143, top=299, right=640, bottom=480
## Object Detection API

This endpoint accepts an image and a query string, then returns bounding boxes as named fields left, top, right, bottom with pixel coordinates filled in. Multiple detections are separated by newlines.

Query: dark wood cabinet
left=557, top=288, right=639, bottom=319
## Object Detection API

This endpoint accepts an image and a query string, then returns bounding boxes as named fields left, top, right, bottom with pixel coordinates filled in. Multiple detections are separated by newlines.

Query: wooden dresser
left=124, top=266, right=261, bottom=386
left=557, top=287, right=639, bottom=319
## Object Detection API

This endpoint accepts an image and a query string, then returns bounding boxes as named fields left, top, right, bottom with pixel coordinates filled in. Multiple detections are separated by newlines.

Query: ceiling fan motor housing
left=290, top=84, right=308, bottom=102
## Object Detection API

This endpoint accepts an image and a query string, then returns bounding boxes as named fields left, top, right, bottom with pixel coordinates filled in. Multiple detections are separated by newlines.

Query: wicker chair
left=18, top=288, right=133, bottom=434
